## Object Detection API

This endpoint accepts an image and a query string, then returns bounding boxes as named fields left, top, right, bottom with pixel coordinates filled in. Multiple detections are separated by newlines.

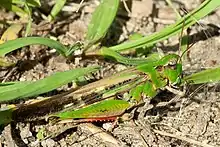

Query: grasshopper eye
left=168, top=60, right=176, bottom=66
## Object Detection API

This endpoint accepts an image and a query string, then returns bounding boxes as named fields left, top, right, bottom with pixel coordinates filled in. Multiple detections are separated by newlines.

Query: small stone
left=102, top=122, right=113, bottom=130
left=29, top=140, right=40, bottom=147
left=46, top=139, right=56, bottom=147
left=41, top=139, right=56, bottom=147
left=20, top=125, right=32, bottom=139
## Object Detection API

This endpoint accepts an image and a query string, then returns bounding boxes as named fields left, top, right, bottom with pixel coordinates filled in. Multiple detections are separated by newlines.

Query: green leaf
left=48, top=0, right=66, bottom=21
left=26, top=0, right=41, bottom=7
left=23, top=2, right=33, bottom=37
left=65, top=42, right=83, bottom=57
left=0, top=37, right=68, bottom=57
left=0, top=107, right=14, bottom=128
left=109, top=0, right=220, bottom=51
left=12, top=0, right=41, bottom=7
left=99, top=47, right=161, bottom=65
left=0, top=1, right=28, bottom=17
left=0, top=66, right=100, bottom=102
left=85, top=0, right=120, bottom=48
left=183, top=67, right=220, bottom=84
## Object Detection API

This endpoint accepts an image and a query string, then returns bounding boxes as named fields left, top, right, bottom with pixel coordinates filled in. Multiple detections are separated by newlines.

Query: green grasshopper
left=49, top=53, right=183, bottom=122
left=10, top=68, right=142, bottom=121
left=2, top=52, right=182, bottom=126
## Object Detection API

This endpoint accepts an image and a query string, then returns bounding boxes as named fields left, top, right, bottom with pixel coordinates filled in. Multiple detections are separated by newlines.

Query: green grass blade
left=183, top=67, right=220, bottom=84
left=48, top=0, right=66, bottom=21
left=0, top=107, right=14, bottom=129
left=99, top=47, right=161, bottom=65
left=109, top=0, right=220, bottom=51
left=0, top=66, right=100, bottom=102
left=25, top=0, right=41, bottom=7
left=0, top=107, right=13, bottom=128
left=0, top=37, right=68, bottom=57
left=24, top=2, right=32, bottom=37
left=12, top=0, right=41, bottom=7
left=0, top=2, right=28, bottom=17
left=85, top=0, right=120, bottom=48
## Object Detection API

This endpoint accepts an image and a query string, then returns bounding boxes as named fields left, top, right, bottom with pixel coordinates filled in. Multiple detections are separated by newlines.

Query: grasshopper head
left=163, top=63, right=182, bottom=86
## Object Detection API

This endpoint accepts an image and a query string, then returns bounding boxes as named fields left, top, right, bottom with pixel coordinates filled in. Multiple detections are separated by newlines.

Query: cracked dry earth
left=1, top=0, right=220, bottom=147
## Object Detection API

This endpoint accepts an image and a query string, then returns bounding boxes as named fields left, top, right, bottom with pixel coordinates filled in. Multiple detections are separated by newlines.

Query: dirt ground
left=0, top=0, right=220, bottom=147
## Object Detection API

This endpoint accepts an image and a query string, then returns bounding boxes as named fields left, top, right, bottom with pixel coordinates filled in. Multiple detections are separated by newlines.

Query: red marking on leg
left=72, top=116, right=118, bottom=123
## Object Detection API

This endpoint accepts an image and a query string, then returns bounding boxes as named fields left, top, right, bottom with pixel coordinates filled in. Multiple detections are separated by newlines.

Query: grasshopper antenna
left=178, top=42, right=195, bottom=63
left=176, top=18, right=195, bottom=64
left=177, top=18, right=186, bottom=64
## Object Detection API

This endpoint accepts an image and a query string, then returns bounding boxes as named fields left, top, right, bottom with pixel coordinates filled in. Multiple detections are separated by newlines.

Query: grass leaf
left=0, top=24, right=23, bottom=43
left=0, top=1, right=28, bottom=17
left=0, top=107, right=14, bottom=129
left=0, top=66, right=100, bottom=102
left=48, top=0, right=66, bottom=21
left=85, top=0, right=120, bottom=48
left=99, top=47, right=161, bottom=65
left=12, top=0, right=41, bottom=7
left=26, top=0, right=41, bottom=7
left=183, top=67, right=220, bottom=84
left=109, top=0, right=220, bottom=51
left=0, top=37, right=68, bottom=57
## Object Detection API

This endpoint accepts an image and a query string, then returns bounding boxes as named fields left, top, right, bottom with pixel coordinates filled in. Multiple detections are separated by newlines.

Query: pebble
left=41, top=138, right=56, bottom=147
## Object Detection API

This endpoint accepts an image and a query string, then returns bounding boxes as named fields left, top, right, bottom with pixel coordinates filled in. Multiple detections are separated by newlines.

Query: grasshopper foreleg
left=165, top=86, right=185, bottom=97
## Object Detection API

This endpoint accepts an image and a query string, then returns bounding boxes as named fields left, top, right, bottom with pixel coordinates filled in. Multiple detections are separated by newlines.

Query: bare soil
left=0, top=0, right=220, bottom=147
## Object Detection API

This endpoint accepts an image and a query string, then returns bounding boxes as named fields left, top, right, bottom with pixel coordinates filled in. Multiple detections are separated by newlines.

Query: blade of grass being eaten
left=109, top=0, right=220, bottom=52
left=93, top=47, right=161, bottom=65
left=183, top=67, right=220, bottom=84
left=0, top=66, right=100, bottom=102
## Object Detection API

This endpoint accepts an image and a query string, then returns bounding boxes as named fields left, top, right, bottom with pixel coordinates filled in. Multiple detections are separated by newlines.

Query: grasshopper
left=9, top=67, right=144, bottom=122
left=49, top=53, right=183, bottom=122
left=1, top=52, right=183, bottom=126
